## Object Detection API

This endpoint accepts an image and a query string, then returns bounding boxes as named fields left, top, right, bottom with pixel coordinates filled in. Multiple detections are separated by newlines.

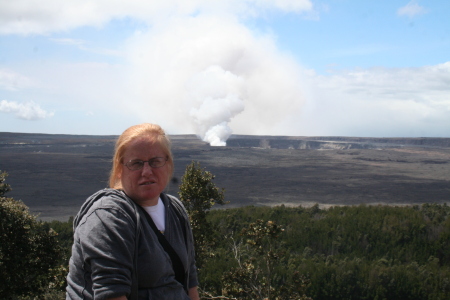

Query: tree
left=0, top=171, right=64, bottom=299
left=222, top=219, right=312, bottom=300
left=178, top=161, right=226, bottom=270
left=0, top=170, right=11, bottom=196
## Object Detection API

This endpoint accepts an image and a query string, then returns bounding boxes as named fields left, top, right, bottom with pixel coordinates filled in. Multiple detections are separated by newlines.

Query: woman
left=66, top=123, right=199, bottom=300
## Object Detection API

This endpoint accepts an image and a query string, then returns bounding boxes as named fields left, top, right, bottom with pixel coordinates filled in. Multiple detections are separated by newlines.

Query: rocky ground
left=1, top=132, right=449, bottom=221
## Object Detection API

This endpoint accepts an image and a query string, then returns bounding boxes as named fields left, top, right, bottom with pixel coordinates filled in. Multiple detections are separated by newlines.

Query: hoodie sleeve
left=76, top=204, right=136, bottom=300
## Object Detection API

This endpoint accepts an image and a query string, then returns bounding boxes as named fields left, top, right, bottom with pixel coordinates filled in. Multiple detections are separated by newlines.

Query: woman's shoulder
left=163, top=193, right=184, bottom=209
left=162, top=193, right=189, bottom=220
left=74, top=188, right=138, bottom=228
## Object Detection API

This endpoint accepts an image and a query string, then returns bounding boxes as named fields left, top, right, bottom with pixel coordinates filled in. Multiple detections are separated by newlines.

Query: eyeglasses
left=124, top=157, right=168, bottom=171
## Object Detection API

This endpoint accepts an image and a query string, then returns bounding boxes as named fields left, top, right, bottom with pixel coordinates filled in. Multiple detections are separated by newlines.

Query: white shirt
left=143, top=197, right=166, bottom=233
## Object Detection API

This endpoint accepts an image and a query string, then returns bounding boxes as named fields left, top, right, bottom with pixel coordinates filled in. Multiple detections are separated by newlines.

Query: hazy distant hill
left=1, top=132, right=449, bottom=221
left=227, top=135, right=450, bottom=149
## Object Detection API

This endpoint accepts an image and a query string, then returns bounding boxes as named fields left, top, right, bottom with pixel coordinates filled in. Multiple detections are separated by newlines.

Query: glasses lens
left=150, top=157, right=167, bottom=168
left=126, top=160, right=144, bottom=170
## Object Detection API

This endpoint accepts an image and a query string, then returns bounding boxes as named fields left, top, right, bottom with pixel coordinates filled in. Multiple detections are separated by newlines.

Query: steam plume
left=126, top=15, right=305, bottom=145
left=188, top=66, right=245, bottom=146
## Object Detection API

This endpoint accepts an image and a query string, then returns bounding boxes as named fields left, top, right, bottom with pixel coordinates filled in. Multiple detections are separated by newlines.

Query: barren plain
left=0, top=132, right=449, bottom=221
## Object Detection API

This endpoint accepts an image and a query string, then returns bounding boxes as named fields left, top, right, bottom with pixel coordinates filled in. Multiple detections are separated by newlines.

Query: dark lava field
left=1, top=132, right=449, bottom=221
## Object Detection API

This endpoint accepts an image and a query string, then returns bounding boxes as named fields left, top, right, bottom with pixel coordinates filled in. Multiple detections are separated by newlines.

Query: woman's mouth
left=140, top=181, right=155, bottom=186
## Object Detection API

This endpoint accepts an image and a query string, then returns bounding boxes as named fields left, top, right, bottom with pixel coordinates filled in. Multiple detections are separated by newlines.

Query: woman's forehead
left=124, top=136, right=165, bottom=155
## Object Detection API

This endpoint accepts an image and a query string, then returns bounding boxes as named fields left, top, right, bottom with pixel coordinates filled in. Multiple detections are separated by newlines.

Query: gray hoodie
left=66, top=188, right=198, bottom=300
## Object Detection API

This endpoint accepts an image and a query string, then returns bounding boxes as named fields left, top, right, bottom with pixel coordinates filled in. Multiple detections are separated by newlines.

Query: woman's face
left=119, top=136, right=170, bottom=206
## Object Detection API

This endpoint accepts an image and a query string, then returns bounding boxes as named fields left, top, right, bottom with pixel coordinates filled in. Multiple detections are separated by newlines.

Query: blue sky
left=0, top=0, right=449, bottom=145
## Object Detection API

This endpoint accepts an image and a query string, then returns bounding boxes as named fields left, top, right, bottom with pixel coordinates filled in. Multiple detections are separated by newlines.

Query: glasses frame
left=124, top=157, right=168, bottom=171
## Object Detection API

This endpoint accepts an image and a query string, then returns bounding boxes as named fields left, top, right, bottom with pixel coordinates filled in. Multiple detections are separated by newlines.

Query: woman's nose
left=141, top=162, right=153, bottom=174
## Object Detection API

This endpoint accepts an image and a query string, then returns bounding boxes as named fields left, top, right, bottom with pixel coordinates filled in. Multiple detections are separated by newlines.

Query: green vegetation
left=0, top=171, right=65, bottom=299
left=201, top=203, right=450, bottom=299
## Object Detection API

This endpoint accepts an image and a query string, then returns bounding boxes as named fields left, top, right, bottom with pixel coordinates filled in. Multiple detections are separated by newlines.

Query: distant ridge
left=0, top=132, right=117, bottom=145
left=227, top=135, right=450, bottom=149
left=1, top=132, right=450, bottom=148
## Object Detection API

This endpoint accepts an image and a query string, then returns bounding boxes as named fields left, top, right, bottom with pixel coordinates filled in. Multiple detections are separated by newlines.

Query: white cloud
left=397, top=1, right=427, bottom=18
left=0, top=0, right=313, bottom=35
left=0, top=69, right=36, bottom=91
left=300, top=62, right=450, bottom=137
left=0, top=100, right=54, bottom=120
